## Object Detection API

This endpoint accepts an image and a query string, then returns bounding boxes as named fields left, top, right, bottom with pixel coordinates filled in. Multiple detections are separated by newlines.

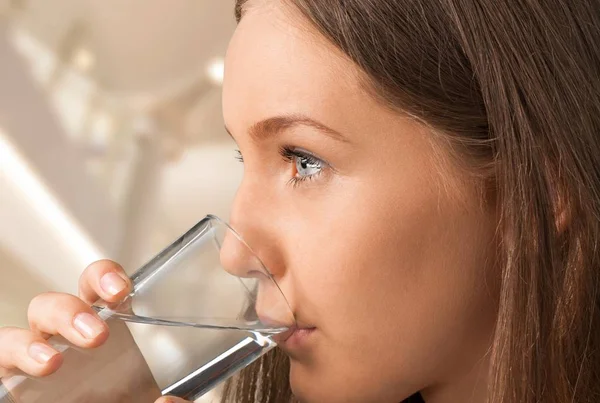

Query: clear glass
left=0, top=215, right=295, bottom=402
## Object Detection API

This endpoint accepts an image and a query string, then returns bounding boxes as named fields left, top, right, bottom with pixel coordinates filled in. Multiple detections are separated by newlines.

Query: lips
left=257, top=312, right=316, bottom=346
left=273, top=325, right=316, bottom=346
left=285, top=327, right=316, bottom=340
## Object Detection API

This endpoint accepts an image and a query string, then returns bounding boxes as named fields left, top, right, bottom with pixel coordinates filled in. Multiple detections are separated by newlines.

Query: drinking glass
left=0, top=215, right=295, bottom=403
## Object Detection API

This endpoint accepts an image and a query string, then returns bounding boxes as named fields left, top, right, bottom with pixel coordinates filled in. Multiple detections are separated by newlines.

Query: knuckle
left=27, top=292, right=53, bottom=318
left=27, top=293, right=84, bottom=331
left=82, top=261, right=102, bottom=283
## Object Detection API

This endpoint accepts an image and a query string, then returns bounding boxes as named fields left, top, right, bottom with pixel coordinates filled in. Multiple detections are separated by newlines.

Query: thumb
left=154, top=396, right=192, bottom=403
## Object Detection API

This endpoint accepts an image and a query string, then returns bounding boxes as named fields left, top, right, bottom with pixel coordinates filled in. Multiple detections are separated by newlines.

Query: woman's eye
left=295, top=154, right=322, bottom=177
left=236, top=146, right=327, bottom=187
left=280, top=146, right=326, bottom=186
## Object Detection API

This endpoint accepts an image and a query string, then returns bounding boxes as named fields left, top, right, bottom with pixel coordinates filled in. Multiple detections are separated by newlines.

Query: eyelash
left=234, top=149, right=244, bottom=163
left=233, top=147, right=326, bottom=188
left=279, top=146, right=324, bottom=187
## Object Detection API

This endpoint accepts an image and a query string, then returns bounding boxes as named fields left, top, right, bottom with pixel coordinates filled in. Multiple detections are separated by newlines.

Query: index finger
left=78, top=260, right=132, bottom=306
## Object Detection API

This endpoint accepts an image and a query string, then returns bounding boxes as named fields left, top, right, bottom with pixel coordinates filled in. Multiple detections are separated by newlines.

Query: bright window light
left=206, top=58, right=225, bottom=85
left=72, top=47, right=96, bottom=72
left=0, top=129, right=103, bottom=266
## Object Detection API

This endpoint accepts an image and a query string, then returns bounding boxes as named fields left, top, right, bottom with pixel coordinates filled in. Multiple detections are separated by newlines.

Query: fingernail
left=73, top=313, right=105, bottom=339
left=28, top=342, right=58, bottom=364
left=100, top=272, right=127, bottom=296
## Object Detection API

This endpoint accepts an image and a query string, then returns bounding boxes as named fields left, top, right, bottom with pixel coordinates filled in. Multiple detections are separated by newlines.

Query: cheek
left=281, top=167, right=498, bottom=399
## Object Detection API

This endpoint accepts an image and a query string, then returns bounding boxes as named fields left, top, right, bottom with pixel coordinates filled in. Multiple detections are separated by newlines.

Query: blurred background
left=0, top=1, right=243, bottom=400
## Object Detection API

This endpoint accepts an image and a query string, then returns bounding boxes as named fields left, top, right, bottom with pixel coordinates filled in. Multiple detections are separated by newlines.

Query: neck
left=419, top=353, right=491, bottom=403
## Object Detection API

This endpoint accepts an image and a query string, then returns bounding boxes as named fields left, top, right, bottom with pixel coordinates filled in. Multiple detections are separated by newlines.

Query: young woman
left=1, top=1, right=599, bottom=402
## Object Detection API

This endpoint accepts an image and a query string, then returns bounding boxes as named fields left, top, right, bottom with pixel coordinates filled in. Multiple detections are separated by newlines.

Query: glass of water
left=0, top=215, right=295, bottom=403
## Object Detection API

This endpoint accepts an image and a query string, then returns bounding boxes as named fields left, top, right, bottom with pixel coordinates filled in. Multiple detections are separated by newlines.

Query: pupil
left=300, top=157, right=309, bottom=170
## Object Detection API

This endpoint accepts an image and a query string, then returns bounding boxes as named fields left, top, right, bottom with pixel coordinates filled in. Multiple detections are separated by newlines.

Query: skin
left=0, top=261, right=174, bottom=403
left=223, top=2, right=500, bottom=403
left=0, top=2, right=500, bottom=402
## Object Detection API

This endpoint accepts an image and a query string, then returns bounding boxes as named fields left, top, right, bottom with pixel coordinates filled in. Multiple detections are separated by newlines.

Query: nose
left=214, top=217, right=295, bottom=329
left=217, top=224, right=260, bottom=279
left=227, top=175, right=287, bottom=278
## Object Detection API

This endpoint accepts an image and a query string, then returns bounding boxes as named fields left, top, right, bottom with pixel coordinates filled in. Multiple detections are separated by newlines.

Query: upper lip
left=258, top=313, right=313, bottom=330
left=257, top=313, right=315, bottom=341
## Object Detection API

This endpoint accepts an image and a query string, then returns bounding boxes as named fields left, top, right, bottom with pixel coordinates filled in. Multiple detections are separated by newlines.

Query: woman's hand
left=0, top=260, right=163, bottom=402
left=0, top=260, right=131, bottom=378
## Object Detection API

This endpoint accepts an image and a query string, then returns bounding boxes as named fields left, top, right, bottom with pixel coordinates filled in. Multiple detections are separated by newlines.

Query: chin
left=288, top=361, right=358, bottom=403
left=288, top=359, right=322, bottom=403
left=288, top=360, right=417, bottom=403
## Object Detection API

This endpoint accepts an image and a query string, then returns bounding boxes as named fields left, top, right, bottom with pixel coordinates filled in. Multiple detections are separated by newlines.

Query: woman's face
left=222, top=2, right=499, bottom=402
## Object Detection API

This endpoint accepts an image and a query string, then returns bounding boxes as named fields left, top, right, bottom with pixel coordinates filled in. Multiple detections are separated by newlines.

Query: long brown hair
left=223, top=1, right=600, bottom=402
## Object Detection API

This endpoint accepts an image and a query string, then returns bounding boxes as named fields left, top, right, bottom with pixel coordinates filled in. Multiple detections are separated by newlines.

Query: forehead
left=222, top=3, right=365, bottom=133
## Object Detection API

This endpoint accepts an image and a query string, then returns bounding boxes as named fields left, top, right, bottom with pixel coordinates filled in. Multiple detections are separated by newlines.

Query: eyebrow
left=225, top=114, right=350, bottom=144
